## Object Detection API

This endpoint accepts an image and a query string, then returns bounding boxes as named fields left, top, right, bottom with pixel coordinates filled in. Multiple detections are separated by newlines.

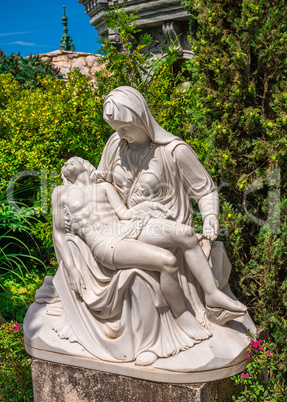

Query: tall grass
left=0, top=181, right=46, bottom=320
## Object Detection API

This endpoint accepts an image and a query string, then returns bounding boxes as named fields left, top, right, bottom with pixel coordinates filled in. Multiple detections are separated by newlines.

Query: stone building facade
left=78, top=0, right=192, bottom=60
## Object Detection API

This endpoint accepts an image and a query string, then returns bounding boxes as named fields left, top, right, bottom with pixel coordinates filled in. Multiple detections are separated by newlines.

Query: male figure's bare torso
left=61, top=182, right=132, bottom=251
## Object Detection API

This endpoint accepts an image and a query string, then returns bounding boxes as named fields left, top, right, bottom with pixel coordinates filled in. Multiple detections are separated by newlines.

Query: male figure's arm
left=52, top=186, right=86, bottom=296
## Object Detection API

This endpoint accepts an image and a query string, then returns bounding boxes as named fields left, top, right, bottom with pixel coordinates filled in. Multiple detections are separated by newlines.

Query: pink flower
left=246, top=354, right=250, bottom=358
left=240, top=373, right=245, bottom=377
left=259, top=347, right=263, bottom=351
left=253, top=342, right=258, bottom=348
left=249, top=342, right=253, bottom=346
left=245, top=374, right=249, bottom=378
left=259, top=339, right=263, bottom=343
left=249, top=349, right=252, bottom=353
left=267, top=351, right=270, bottom=356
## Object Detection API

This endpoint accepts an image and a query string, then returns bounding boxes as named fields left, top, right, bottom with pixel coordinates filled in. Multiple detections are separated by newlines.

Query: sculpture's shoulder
left=98, top=133, right=121, bottom=176
left=106, top=132, right=121, bottom=149
left=164, top=139, right=199, bottom=161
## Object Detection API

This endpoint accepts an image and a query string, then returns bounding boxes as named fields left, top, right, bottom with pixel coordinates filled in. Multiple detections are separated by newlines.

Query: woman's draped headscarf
left=103, top=86, right=179, bottom=145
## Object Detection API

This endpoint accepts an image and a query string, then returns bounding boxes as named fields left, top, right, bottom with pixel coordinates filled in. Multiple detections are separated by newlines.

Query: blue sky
left=0, top=0, right=101, bottom=57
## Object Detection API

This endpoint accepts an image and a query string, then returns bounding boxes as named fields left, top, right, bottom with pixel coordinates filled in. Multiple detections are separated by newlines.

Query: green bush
left=94, top=4, right=153, bottom=94
left=0, top=50, right=62, bottom=90
left=0, top=71, right=107, bottom=181
left=184, top=0, right=287, bottom=387
left=0, top=322, right=33, bottom=401
left=0, top=70, right=109, bottom=267
left=0, top=269, right=49, bottom=323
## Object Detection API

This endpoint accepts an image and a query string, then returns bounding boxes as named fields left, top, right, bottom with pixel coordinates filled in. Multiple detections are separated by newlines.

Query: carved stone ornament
left=24, top=87, right=256, bottom=383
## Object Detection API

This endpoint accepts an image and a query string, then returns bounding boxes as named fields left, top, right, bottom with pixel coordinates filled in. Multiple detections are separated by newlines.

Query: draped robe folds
left=37, top=133, right=218, bottom=362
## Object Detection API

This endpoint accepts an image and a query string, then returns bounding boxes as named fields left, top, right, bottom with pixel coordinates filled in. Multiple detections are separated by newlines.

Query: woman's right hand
left=133, top=201, right=174, bottom=219
left=203, top=214, right=219, bottom=241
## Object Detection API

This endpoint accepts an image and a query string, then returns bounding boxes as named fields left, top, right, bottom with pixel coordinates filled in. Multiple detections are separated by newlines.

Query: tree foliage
left=184, top=0, right=287, bottom=381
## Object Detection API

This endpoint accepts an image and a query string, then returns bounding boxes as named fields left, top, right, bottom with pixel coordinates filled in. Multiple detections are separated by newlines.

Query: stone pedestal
left=32, top=359, right=238, bottom=402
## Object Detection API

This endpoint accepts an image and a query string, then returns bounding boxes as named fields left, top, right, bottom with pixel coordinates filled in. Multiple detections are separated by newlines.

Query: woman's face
left=109, top=120, right=151, bottom=146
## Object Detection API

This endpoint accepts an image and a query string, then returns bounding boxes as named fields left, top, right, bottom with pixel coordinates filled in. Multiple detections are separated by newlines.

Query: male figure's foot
left=205, top=290, right=247, bottom=313
left=135, top=351, right=158, bottom=366
left=176, top=311, right=211, bottom=340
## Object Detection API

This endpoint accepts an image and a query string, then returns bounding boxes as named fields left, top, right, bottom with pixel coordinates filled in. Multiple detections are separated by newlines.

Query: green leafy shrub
left=242, top=198, right=287, bottom=382
left=0, top=182, right=44, bottom=275
left=0, top=321, right=33, bottom=401
left=0, top=269, right=48, bottom=323
left=0, top=50, right=62, bottom=90
left=0, top=71, right=107, bottom=182
left=184, top=0, right=287, bottom=388
left=0, top=70, right=109, bottom=267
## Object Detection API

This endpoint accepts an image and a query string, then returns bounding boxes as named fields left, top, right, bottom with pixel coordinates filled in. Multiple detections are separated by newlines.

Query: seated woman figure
left=52, top=156, right=246, bottom=364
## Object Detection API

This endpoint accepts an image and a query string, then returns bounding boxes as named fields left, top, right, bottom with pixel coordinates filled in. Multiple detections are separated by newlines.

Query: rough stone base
left=32, top=359, right=238, bottom=402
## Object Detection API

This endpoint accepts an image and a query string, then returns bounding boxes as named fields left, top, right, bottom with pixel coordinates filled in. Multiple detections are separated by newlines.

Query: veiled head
left=103, top=86, right=178, bottom=145
left=103, top=87, right=148, bottom=130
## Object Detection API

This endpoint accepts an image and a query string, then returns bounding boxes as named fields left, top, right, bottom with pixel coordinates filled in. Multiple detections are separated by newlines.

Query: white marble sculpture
left=24, top=86, right=255, bottom=382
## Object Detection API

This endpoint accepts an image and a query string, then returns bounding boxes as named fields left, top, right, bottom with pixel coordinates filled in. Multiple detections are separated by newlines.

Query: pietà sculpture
left=24, top=87, right=255, bottom=382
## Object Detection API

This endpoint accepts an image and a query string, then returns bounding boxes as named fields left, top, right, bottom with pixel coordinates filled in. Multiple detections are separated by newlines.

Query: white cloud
left=10, top=41, right=36, bottom=46
left=0, top=32, right=31, bottom=37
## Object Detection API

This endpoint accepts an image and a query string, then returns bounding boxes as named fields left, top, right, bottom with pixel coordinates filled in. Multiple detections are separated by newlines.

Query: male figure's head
left=61, top=157, right=97, bottom=187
